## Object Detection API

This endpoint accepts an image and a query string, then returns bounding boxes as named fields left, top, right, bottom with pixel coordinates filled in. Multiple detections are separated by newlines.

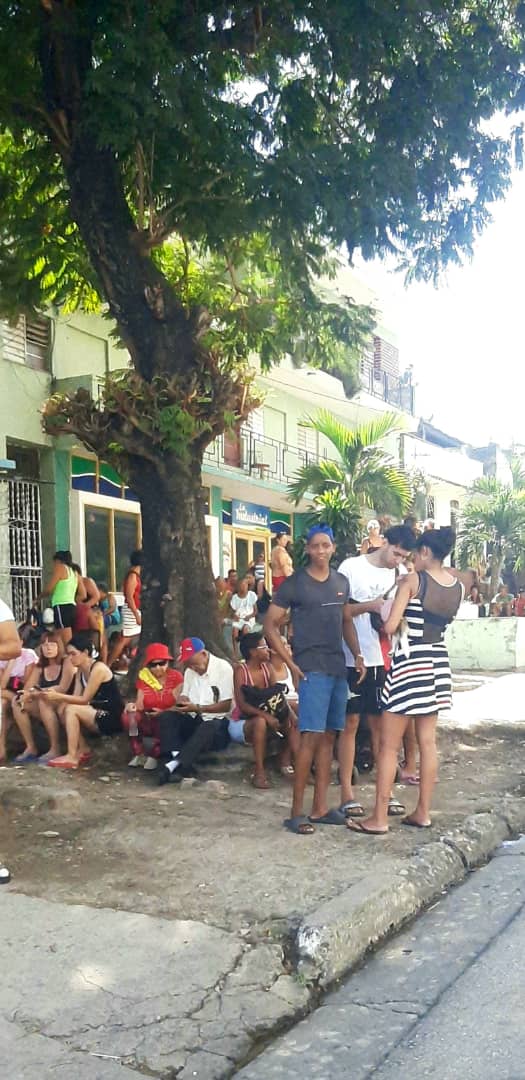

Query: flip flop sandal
left=47, top=759, right=79, bottom=770
left=13, top=752, right=39, bottom=765
left=388, top=798, right=406, bottom=816
left=37, top=752, right=61, bottom=765
left=402, top=817, right=432, bottom=829
left=284, top=816, right=315, bottom=835
left=339, top=801, right=365, bottom=818
left=308, top=808, right=346, bottom=826
left=78, top=752, right=93, bottom=765
left=398, top=773, right=420, bottom=786
left=346, top=820, right=388, bottom=835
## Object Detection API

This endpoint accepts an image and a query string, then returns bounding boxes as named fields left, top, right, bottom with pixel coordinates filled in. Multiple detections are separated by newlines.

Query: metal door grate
left=8, top=479, right=42, bottom=621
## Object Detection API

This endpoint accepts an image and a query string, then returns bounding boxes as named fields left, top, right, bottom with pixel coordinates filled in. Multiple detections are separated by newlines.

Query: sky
left=355, top=165, right=525, bottom=449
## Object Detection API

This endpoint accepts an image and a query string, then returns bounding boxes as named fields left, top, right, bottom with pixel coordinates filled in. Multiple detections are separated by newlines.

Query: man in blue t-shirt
left=265, top=525, right=366, bottom=835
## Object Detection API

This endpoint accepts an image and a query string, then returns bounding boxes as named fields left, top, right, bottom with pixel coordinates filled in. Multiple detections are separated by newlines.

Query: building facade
left=0, top=301, right=478, bottom=618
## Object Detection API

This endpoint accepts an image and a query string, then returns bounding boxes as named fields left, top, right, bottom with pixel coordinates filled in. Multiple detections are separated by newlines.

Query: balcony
left=203, top=425, right=324, bottom=487
left=359, top=361, right=415, bottom=415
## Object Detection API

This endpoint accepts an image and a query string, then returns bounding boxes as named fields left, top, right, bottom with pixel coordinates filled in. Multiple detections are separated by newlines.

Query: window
left=25, top=316, right=51, bottom=370
left=1, top=315, right=51, bottom=370
left=84, top=505, right=141, bottom=590
left=264, top=407, right=286, bottom=443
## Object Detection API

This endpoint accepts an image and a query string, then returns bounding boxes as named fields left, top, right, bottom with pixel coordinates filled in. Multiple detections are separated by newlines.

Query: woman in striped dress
left=348, top=528, right=463, bottom=835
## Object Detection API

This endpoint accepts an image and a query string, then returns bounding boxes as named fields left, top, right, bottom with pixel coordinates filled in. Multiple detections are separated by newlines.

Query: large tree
left=0, top=2, right=523, bottom=648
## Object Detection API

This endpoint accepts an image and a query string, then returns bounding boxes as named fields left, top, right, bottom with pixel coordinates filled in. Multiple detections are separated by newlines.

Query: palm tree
left=458, top=477, right=525, bottom=597
left=288, top=410, right=412, bottom=548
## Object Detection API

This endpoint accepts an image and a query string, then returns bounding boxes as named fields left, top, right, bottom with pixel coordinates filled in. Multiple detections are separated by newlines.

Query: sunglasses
left=149, top=659, right=168, bottom=669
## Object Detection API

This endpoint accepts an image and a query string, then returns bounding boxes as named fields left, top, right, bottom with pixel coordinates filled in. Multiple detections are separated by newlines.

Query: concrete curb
left=292, top=798, right=525, bottom=991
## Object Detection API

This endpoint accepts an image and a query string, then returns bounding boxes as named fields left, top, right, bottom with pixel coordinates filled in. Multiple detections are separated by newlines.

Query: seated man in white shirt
left=230, top=577, right=258, bottom=649
left=158, top=637, right=234, bottom=785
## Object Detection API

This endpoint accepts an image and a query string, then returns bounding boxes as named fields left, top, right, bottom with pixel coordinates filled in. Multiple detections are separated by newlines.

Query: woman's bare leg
left=408, top=714, right=438, bottom=826
left=244, top=716, right=269, bottom=787
left=399, top=718, right=419, bottom=779
left=356, top=712, right=407, bottom=831
left=11, top=698, right=38, bottom=756
left=0, top=693, right=14, bottom=759
left=37, top=700, right=61, bottom=757
left=50, top=704, right=98, bottom=766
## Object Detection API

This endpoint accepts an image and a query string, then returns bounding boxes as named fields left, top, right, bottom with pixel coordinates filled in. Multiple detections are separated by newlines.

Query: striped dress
left=381, top=573, right=463, bottom=716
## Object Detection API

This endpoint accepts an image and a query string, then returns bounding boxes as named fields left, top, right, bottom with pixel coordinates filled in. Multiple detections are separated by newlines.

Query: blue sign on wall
left=232, top=499, right=271, bottom=529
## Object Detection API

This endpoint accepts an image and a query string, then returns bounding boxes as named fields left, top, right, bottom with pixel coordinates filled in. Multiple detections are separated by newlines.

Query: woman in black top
left=44, top=632, right=123, bottom=770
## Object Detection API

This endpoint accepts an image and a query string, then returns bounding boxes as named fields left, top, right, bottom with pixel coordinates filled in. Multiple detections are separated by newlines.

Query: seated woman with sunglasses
left=123, top=643, right=183, bottom=769
left=44, top=632, right=124, bottom=769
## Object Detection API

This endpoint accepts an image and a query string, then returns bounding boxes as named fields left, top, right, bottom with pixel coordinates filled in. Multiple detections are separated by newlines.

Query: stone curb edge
left=293, top=796, right=525, bottom=990
left=232, top=797, right=525, bottom=1077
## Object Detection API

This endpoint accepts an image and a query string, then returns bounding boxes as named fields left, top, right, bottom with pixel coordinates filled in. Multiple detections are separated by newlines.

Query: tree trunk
left=489, top=555, right=502, bottom=601
left=129, top=455, right=226, bottom=658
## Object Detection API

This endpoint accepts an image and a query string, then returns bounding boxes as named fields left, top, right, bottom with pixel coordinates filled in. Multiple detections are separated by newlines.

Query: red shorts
left=272, top=576, right=286, bottom=592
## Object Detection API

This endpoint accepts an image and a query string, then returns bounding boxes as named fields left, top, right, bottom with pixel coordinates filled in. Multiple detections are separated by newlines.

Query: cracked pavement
left=1, top=892, right=308, bottom=1078
left=2, top=720, right=525, bottom=1077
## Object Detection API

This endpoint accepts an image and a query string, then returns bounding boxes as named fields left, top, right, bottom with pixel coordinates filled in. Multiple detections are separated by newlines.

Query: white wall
left=402, top=433, right=482, bottom=489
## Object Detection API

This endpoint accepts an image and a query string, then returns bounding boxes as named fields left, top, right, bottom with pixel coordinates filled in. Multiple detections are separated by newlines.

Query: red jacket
left=136, top=667, right=183, bottom=711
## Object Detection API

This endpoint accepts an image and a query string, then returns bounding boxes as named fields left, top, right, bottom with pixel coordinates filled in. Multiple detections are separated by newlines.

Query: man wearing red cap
left=158, top=637, right=234, bottom=785
left=124, top=643, right=183, bottom=768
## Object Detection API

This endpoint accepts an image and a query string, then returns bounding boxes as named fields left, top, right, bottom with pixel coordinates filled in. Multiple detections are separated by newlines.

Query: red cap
left=143, top=643, right=173, bottom=665
left=178, top=637, right=206, bottom=663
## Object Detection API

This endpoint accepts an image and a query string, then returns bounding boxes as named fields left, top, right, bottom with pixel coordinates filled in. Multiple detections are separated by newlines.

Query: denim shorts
left=298, top=672, right=348, bottom=733
left=228, top=718, right=248, bottom=744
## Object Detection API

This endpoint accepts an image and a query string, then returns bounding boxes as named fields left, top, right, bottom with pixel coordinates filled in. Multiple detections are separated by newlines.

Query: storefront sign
left=232, top=499, right=270, bottom=529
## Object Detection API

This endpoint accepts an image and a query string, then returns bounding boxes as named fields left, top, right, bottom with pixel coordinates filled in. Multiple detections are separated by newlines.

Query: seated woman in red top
left=123, top=642, right=183, bottom=770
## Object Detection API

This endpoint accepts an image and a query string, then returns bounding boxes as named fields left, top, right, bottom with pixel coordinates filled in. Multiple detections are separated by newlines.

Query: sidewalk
left=1, top=705, right=525, bottom=1078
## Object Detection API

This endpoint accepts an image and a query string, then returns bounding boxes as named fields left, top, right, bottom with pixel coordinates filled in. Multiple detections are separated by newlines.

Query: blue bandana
left=305, top=524, right=335, bottom=542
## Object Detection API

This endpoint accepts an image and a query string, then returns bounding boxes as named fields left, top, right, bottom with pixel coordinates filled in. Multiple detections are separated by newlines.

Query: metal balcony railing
left=359, top=362, right=414, bottom=415
left=203, top=425, right=325, bottom=486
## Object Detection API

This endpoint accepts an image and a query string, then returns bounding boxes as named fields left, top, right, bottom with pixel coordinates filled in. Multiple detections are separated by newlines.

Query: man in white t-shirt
left=0, top=598, right=21, bottom=884
left=158, top=637, right=233, bottom=785
left=337, top=525, right=416, bottom=818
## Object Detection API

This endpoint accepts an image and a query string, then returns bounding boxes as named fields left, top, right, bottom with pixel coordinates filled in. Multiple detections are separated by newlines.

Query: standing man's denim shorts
left=298, top=672, right=348, bottom=733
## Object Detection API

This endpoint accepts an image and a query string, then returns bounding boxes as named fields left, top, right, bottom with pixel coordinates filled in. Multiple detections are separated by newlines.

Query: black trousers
left=158, top=711, right=223, bottom=771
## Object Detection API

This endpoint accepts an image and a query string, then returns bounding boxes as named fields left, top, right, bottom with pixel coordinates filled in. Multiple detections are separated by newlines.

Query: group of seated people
left=468, top=583, right=525, bottom=617
left=0, top=631, right=123, bottom=768
left=0, top=626, right=298, bottom=789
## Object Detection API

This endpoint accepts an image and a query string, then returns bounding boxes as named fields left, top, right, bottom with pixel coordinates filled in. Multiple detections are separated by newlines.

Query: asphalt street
left=237, top=836, right=525, bottom=1079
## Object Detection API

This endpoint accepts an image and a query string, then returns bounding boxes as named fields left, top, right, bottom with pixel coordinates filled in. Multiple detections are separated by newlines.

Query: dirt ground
left=1, top=721, right=524, bottom=941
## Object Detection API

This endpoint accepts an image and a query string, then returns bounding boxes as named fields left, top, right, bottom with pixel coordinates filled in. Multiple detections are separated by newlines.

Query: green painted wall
left=52, top=450, right=71, bottom=549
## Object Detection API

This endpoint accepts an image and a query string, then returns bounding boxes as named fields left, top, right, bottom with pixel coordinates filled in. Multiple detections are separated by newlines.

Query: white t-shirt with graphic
left=338, top=555, right=402, bottom=668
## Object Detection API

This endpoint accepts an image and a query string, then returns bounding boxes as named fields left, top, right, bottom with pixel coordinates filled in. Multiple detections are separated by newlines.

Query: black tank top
left=39, top=660, right=64, bottom=689
left=82, top=663, right=123, bottom=716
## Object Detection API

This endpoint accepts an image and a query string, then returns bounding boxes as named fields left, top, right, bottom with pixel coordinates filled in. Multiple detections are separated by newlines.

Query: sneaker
left=143, top=756, right=158, bottom=771
left=128, top=755, right=145, bottom=768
